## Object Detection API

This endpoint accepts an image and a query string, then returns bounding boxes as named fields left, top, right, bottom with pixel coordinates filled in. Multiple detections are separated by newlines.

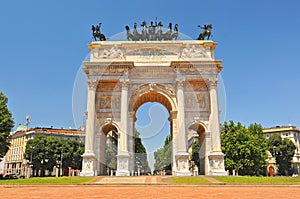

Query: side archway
left=188, top=122, right=207, bottom=175
left=98, top=122, right=119, bottom=175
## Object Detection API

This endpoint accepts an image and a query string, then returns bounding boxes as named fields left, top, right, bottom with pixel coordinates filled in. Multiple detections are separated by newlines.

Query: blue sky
left=1, top=1, right=300, bottom=136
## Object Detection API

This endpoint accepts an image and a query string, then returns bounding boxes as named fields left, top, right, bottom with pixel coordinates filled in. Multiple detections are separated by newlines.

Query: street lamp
left=273, top=146, right=276, bottom=164
left=27, top=146, right=35, bottom=178
left=60, top=149, right=63, bottom=176
left=273, top=146, right=277, bottom=175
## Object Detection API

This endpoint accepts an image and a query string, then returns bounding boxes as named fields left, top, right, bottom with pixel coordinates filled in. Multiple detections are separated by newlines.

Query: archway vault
left=130, top=83, right=177, bottom=114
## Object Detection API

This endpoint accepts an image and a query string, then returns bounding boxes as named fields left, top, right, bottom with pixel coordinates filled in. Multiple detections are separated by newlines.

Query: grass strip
left=214, top=176, right=300, bottom=184
left=0, top=176, right=95, bottom=185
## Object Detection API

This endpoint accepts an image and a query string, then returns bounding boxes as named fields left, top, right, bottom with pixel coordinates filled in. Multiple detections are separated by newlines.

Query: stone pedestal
left=175, top=152, right=191, bottom=176
left=116, top=152, right=130, bottom=176
left=80, top=152, right=96, bottom=176
left=208, top=151, right=227, bottom=176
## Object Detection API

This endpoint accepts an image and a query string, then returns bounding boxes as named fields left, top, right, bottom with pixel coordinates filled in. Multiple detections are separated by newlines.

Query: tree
left=221, top=121, right=268, bottom=175
left=25, top=135, right=84, bottom=176
left=267, top=134, right=296, bottom=175
left=191, top=139, right=200, bottom=167
left=106, top=144, right=117, bottom=170
left=154, top=135, right=172, bottom=173
left=0, top=92, right=14, bottom=159
left=134, top=130, right=150, bottom=174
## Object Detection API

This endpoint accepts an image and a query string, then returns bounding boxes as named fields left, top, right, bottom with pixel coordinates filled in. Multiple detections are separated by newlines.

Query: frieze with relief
left=185, top=93, right=208, bottom=109
left=91, top=45, right=125, bottom=60
left=97, top=94, right=121, bottom=109
left=180, top=45, right=210, bottom=59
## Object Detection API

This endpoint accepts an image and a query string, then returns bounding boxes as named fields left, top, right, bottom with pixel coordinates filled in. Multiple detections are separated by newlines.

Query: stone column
left=116, top=79, right=130, bottom=176
left=175, top=77, right=190, bottom=176
left=128, top=112, right=135, bottom=173
left=207, top=78, right=221, bottom=152
left=81, top=79, right=98, bottom=176
left=207, top=78, right=227, bottom=176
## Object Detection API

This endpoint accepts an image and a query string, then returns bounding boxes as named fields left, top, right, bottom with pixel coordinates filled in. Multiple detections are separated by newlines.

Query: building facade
left=5, top=125, right=85, bottom=176
left=263, top=125, right=300, bottom=175
left=80, top=39, right=227, bottom=176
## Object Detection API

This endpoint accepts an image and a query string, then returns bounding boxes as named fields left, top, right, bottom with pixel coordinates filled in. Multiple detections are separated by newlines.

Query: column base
left=80, top=152, right=96, bottom=177
left=208, top=151, right=228, bottom=176
left=116, top=151, right=130, bottom=176
left=175, top=152, right=191, bottom=176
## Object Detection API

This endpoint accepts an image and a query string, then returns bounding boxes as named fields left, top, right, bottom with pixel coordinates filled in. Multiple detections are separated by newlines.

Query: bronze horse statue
left=125, top=23, right=141, bottom=41
left=171, top=24, right=178, bottom=40
left=140, top=21, right=148, bottom=41
left=156, top=21, right=163, bottom=41
left=92, top=23, right=106, bottom=41
left=197, top=24, right=212, bottom=40
left=163, top=22, right=172, bottom=40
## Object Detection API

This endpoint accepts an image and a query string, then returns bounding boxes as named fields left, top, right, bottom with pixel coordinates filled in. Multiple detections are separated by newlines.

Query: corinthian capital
left=207, top=78, right=218, bottom=90
left=88, top=79, right=98, bottom=90
left=120, top=78, right=130, bottom=90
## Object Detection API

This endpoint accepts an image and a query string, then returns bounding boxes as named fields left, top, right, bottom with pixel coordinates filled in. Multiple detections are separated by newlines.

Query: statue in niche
left=92, top=23, right=106, bottom=41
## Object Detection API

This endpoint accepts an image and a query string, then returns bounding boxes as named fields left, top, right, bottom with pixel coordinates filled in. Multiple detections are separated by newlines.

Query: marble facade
left=80, top=40, right=227, bottom=176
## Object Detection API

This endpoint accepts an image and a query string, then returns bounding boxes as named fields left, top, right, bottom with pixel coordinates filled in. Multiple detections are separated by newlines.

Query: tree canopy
left=221, top=121, right=268, bottom=175
left=191, top=139, right=200, bottom=167
left=24, top=135, right=84, bottom=176
left=0, top=92, right=14, bottom=159
left=267, top=134, right=296, bottom=175
left=134, top=130, right=150, bottom=173
left=154, top=135, right=171, bottom=173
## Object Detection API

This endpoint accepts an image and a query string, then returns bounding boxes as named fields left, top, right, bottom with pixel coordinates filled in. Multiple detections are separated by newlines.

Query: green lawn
left=165, top=177, right=211, bottom=185
left=0, top=176, right=95, bottom=185
left=214, top=176, right=300, bottom=184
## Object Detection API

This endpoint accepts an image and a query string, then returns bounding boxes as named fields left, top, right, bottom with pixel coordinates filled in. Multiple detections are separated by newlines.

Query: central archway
left=130, top=89, right=177, bottom=174
left=134, top=101, right=171, bottom=175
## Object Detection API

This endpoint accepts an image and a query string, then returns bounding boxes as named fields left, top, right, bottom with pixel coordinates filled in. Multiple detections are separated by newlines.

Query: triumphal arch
left=80, top=23, right=227, bottom=176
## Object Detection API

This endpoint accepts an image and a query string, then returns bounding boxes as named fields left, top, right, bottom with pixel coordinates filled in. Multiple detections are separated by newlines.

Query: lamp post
left=273, top=146, right=277, bottom=175
left=60, top=149, right=63, bottom=176
left=27, top=146, right=34, bottom=178
left=55, top=160, right=60, bottom=177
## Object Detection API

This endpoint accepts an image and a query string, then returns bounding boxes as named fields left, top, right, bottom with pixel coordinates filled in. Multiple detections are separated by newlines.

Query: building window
left=286, top=132, right=289, bottom=137
left=266, top=134, right=270, bottom=138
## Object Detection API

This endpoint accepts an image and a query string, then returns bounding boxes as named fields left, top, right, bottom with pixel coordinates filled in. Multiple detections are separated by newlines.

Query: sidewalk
left=92, top=176, right=165, bottom=185
left=87, top=175, right=223, bottom=185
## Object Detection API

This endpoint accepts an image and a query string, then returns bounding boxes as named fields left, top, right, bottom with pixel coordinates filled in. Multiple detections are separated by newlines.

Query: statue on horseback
left=92, top=23, right=106, bottom=41
left=197, top=24, right=212, bottom=40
